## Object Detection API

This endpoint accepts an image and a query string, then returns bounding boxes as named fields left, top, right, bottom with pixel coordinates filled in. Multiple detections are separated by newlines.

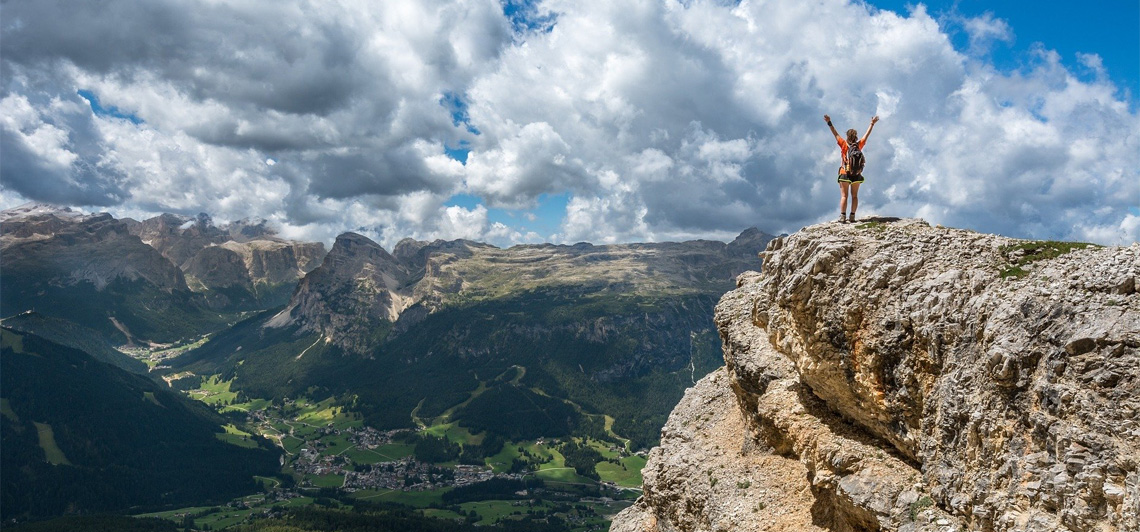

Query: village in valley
left=134, top=372, right=646, bottom=531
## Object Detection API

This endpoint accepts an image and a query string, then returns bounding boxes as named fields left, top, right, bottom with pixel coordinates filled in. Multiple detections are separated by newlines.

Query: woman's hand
left=824, top=114, right=831, bottom=123
left=871, top=116, right=879, bottom=125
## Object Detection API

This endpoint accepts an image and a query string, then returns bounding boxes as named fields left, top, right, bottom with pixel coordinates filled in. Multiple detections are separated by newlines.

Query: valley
left=135, top=370, right=645, bottom=531
left=0, top=205, right=770, bottom=530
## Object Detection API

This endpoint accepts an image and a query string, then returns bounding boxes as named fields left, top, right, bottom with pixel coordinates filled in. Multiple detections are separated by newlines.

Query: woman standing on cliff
left=824, top=114, right=879, bottom=223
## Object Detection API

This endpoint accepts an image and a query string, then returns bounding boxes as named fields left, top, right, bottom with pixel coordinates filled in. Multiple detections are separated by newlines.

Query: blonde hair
left=846, top=129, right=858, bottom=144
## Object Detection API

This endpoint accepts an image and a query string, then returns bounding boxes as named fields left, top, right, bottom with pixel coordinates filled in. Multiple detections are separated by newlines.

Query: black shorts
left=838, top=172, right=864, bottom=184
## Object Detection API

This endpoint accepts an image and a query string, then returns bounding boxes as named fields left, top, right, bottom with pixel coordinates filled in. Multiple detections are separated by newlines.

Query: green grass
left=196, top=508, right=255, bottom=529
left=855, top=221, right=885, bottom=230
left=319, top=433, right=354, bottom=456
left=1000, top=240, right=1098, bottom=278
left=1, top=398, right=20, bottom=423
left=585, top=437, right=620, bottom=460
left=999, top=266, right=1029, bottom=279
left=295, top=398, right=362, bottom=430
left=221, top=398, right=270, bottom=413
left=306, top=473, right=345, bottom=489
left=909, top=495, right=934, bottom=521
left=216, top=423, right=260, bottom=448
left=1, top=330, right=25, bottom=353
left=190, top=374, right=238, bottom=405
left=422, top=508, right=464, bottom=520
left=254, top=475, right=281, bottom=490
left=602, top=415, right=632, bottom=452
left=534, top=445, right=594, bottom=484
left=135, top=505, right=216, bottom=519
left=345, top=443, right=414, bottom=464
left=33, top=422, right=71, bottom=465
left=596, top=455, right=646, bottom=487
left=281, top=435, right=306, bottom=455
left=535, top=467, right=592, bottom=483
left=522, top=441, right=556, bottom=461
left=349, top=487, right=451, bottom=507
left=138, top=497, right=316, bottom=529
left=486, top=443, right=523, bottom=473
left=459, top=500, right=543, bottom=525
left=142, top=391, right=163, bottom=407
left=423, top=421, right=482, bottom=446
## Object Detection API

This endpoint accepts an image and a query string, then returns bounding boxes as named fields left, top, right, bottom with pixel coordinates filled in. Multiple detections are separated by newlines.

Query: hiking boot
left=848, top=213, right=856, bottom=223
left=838, top=213, right=846, bottom=223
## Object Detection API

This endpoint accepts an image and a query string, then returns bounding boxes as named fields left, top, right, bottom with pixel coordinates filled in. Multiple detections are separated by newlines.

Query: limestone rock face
left=267, top=232, right=415, bottom=353
left=0, top=205, right=203, bottom=343
left=613, top=218, right=1139, bottom=532
left=1, top=205, right=188, bottom=292
left=273, top=228, right=775, bottom=355
left=129, top=212, right=325, bottom=306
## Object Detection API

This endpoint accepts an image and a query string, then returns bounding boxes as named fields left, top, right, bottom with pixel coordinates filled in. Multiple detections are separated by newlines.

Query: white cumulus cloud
left=0, top=0, right=1135, bottom=247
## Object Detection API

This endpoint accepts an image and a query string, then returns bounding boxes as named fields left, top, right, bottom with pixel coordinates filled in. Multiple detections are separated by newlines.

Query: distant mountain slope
left=173, top=228, right=774, bottom=448
left=0, top=327, right=280, bottom=521
left=0, top=205, right=222, bottom=344
left=268, top=229, right=772, bottom=354
left=0, top=205, right=326, bottom=344
left=0, top=311, right=146, bottom=374
left=127, top=212, right=325, bottom=309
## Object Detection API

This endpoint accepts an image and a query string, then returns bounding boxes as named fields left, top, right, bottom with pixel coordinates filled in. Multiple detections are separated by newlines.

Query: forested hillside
left=0, top=328, right=280, bottom=520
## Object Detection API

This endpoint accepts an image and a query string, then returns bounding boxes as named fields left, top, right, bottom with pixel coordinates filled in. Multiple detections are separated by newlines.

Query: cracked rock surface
left=612, top=218, right=1139, bottom=532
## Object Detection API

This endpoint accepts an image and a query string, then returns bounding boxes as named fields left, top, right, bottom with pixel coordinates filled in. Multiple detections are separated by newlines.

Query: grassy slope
left=169, top=287, right=725, bottom=451
left=0, top=328, right=280, bottom=521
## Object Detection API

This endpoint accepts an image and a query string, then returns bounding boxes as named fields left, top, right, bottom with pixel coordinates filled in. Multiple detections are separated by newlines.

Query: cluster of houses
left=341, top=457, right=500, bottom=491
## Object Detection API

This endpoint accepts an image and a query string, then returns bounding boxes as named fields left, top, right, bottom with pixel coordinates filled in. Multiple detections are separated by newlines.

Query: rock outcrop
left=266, top=232, right=417, bottom=353
left=128, top=212, right=325, bottom=308
left=268, top=229, right=775, bottom=355
left=612, top=218, right=1139, bottom=532
left=1, top=205, right=188, bottom=292
left=0, top=205, right=208, bottom=343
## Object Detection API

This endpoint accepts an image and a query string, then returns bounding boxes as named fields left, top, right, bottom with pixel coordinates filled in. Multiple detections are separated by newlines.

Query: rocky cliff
left=1, top=205, right=188, bottom=292
left=0, top=205, right=215, bottom=343
left=266, top=232, right=417, bottom=353
left=266, top=228, right=773, bottom=355
left=612, top=218, right=1138, bottom=532
left=128, top=212, right=325, bottom=307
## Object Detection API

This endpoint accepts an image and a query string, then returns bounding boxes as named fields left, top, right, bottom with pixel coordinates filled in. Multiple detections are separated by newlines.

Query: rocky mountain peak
left=0, top=203, right=116, bottom=242
left=0, top=205, right=185, bottom=291
left=322, top=232, right=407, bottom=282
left=266, top=232, right=415, bottom=353
left=392, top=237, right=484, bottom=274
left=0, top=202, right=86, bottom=222
left=125, top=213, right=325, bottom=308
left=613, top=218, right=1139, bottom=532
left=330, top=231, right=393, bottom=258
left=726, top=226, right=772, bottom=256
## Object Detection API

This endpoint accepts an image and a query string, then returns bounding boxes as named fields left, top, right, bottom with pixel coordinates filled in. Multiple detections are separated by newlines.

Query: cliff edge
left=612, top=218, right=1139, bottom=532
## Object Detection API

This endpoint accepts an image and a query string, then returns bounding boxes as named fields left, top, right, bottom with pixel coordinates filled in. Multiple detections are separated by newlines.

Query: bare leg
left=850, top=182, right=861, bottom=217
left=839, top=181, right=850, bottom=215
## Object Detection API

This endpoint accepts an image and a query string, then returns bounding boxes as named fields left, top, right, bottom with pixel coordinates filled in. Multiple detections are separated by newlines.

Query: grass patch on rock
left=999, top=240, right=1098, bottom=278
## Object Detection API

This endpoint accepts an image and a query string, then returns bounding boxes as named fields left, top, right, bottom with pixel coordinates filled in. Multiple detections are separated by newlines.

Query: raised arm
left=860, top=115, right=879, bottom=145
left=824, top=114, right=841, bottom=142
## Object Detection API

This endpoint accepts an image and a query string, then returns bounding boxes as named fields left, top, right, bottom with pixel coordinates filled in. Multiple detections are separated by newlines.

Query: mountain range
left=0, top=204, right=325, bottom=345
left=0, top=203, right=772, bottom=525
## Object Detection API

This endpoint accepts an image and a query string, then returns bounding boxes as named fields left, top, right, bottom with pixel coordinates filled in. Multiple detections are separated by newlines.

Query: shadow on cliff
left=776, top=380, right=926, bottom=531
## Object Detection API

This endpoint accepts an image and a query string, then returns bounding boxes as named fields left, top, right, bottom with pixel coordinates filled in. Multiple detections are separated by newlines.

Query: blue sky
left=870, top=0, right=1138, bottom=108
left=2, top=0, right=1137, bottom=247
